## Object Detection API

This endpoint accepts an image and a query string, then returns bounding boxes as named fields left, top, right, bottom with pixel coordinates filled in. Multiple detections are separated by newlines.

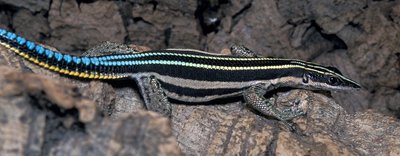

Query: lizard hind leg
left=136, top=76, right=172, bottom=117
left=230, top=44, right=259, bottom=57
left=84, top=41, right=138, bottom=56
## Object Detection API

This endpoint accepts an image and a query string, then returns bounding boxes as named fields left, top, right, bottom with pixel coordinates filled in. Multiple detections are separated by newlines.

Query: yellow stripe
left=134, top=51, right=359, bottom=85
left=121, top=51, right=353, bottom=80
left=133, top=51, right=341, bottom=75
left=159, top=52, right=342, bottom=75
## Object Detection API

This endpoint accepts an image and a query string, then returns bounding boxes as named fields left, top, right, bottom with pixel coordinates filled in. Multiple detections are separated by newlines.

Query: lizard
left=0, top=28, right=361, bottom=127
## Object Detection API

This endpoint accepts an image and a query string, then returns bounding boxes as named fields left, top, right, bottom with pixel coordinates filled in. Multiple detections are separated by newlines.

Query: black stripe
left=133, top=64, right=305, bottom=82
left=159, top=80, right=243, bottom=98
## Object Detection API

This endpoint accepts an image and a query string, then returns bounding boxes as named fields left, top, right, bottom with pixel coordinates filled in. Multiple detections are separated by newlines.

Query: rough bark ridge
left=0, top=0, right=399, bottom=155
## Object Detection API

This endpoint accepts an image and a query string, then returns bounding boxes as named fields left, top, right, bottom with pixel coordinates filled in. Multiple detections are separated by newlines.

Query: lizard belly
left=160, top=81, right=245, bottom=103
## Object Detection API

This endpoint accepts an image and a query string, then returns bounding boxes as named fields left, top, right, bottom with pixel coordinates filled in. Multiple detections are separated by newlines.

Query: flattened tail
left=0, top=28, right=129, bottom=80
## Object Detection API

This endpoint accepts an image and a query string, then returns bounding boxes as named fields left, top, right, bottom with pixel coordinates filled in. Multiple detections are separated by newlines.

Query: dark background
left=0, top=0, right=398, bottom=118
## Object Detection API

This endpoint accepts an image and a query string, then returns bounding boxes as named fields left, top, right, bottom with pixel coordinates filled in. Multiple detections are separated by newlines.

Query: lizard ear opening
left=302, top=73, right=309, bottom=83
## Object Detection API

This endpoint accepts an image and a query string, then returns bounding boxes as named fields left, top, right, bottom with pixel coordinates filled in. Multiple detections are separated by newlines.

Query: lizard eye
left=328, top=76, right=340, bottom=86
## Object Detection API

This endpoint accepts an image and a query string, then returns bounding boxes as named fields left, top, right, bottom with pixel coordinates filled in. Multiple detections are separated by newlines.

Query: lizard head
left=299, top=65, right=361, bottom=91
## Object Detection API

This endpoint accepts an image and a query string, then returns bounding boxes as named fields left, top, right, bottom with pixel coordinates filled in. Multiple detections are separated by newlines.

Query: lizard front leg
left=243, top=84, right=306, bottom=122
left=230, top=44, right=259, bottom=57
